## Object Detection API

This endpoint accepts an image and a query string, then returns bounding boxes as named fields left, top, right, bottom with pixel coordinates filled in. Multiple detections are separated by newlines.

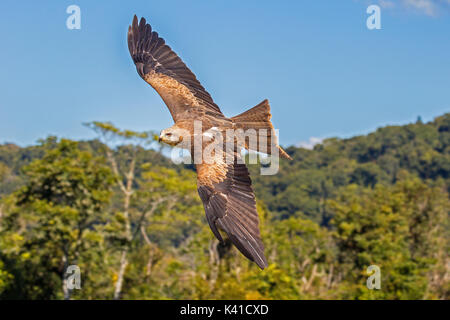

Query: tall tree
left=85, top=122, right=157, bottom=299
left=0, top=138, right=113, bottom=299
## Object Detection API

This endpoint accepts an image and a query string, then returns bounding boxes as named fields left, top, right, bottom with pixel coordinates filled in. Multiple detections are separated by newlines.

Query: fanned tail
left=231, top=99, right=292, bottom=160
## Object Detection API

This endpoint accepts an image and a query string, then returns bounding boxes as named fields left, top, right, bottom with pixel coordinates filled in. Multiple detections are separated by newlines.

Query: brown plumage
left=128, top=15, right=291, bottom=269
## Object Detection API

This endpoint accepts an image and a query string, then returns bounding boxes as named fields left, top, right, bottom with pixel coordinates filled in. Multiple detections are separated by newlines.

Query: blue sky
left=0, top=0, right=449, bottom=147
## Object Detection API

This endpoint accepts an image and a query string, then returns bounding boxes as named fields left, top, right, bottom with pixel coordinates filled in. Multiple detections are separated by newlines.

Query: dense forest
left=0, top=114, right=448, bottom=300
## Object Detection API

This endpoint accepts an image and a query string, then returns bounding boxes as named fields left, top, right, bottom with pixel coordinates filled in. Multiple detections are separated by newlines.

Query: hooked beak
left=158, top=136, right=162, bottom=143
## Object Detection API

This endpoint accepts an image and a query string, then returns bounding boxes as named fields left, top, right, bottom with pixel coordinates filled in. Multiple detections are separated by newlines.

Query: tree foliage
left=0, top=114, right=448, bottom=299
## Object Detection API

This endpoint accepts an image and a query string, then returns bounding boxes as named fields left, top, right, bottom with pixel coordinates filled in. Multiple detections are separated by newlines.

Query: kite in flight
left=128, top=15, right=291, bottom=269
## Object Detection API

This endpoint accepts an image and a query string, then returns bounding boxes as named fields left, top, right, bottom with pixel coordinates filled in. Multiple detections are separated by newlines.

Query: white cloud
left=402, top=0, right=438, bottom=16
left=365, top=0, right=450, bottom=16
left=297, top=137, right=324, bottom=150
left=379, top=0, right=396, bottom=8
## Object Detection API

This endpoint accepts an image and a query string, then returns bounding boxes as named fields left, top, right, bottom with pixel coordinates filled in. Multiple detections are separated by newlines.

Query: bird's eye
left=166, top=132, right=172, bottom=137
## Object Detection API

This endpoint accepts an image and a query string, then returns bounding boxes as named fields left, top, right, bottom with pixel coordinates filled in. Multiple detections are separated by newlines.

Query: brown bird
left=128, top=15, right=290, bottom=269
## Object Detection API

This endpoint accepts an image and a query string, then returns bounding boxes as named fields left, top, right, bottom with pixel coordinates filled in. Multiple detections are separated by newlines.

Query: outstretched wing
left=196, top=152, right=268, bottom=269
left=128, top=16, right=224, bottom=122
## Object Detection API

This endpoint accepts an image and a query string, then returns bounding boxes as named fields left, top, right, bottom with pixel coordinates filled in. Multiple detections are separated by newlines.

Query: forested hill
left=0, top=138, right=175, bottom=196
left=1, top=114, right=449, bottom=224
left=2, top=113, right=449, bottom=211
left=0, top=114, right=448, bottom=300
left=250, top=113, right=449, bottom=223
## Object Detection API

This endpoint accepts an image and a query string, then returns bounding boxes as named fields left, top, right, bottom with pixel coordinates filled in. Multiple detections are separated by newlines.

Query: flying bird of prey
left=128, top=16, right=291, bottom=269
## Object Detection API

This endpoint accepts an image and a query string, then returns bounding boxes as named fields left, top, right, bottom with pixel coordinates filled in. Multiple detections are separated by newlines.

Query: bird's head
left=159, top=126, right=184, bottom=146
